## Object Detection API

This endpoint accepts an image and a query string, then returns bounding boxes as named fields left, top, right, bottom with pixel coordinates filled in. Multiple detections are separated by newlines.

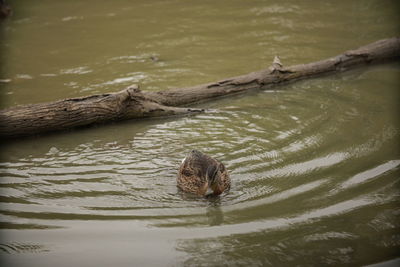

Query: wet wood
left=1, top=37, right=399, bottom=139
left=0, top=85, right=203, bottom=138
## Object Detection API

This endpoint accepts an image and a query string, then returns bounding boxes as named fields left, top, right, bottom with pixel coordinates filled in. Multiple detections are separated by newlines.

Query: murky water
left=1, top=1, right=400, bottom=266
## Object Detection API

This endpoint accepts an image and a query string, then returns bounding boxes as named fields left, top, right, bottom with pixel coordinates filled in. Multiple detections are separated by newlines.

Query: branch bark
left=0, top=85, right=203, bottom=138
left=1, top=37, right=399, bottom=139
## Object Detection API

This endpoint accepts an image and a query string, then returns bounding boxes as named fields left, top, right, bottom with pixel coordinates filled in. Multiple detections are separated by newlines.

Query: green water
left=1, top=1, right=399, bottom=266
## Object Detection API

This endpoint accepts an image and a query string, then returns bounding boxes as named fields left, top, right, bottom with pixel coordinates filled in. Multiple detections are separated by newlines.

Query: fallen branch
left=143, top=37, right=400, bottom=106
left=1, top=37, right=399, bottom=139
left=0, top=85, right=203, bottom=138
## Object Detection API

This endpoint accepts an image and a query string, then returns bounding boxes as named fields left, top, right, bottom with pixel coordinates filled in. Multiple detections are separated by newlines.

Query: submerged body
left=177, top=150, right=230, bottom=196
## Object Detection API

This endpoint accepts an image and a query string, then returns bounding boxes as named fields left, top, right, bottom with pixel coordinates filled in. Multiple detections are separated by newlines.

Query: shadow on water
left=205, top=195, right=224, bottom=226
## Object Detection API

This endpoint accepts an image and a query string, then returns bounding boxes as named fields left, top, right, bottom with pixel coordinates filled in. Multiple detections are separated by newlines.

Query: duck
left=177, top=150, right=230, bottom=196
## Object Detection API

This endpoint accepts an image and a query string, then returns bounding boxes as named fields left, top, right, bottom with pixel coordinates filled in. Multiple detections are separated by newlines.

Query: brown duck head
left=177, top=150, right=230, bottom=196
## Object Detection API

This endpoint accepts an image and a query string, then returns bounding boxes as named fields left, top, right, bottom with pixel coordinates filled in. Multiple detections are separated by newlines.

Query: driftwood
left=1, top=37, right=399, bottom=139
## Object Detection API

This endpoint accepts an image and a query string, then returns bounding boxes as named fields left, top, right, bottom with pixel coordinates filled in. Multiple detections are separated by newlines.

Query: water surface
left=1, top=1, right=399, bottom=266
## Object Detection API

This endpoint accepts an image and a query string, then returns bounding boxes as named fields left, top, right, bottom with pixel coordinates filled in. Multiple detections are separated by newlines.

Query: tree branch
left=1, top=37, right=399, bottom=139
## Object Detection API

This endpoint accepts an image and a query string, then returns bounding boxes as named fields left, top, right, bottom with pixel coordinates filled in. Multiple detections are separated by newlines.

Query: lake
left=0, top=0, right=399, bottom=266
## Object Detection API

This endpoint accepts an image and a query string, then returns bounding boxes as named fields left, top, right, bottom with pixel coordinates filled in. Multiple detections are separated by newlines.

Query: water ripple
left=0, top=74, right=398, bottom=244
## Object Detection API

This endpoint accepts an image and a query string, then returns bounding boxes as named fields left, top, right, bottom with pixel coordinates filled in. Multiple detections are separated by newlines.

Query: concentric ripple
left=1, top=69, right=399, bottom=228
left=1, top=69, right=399, bottom=267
